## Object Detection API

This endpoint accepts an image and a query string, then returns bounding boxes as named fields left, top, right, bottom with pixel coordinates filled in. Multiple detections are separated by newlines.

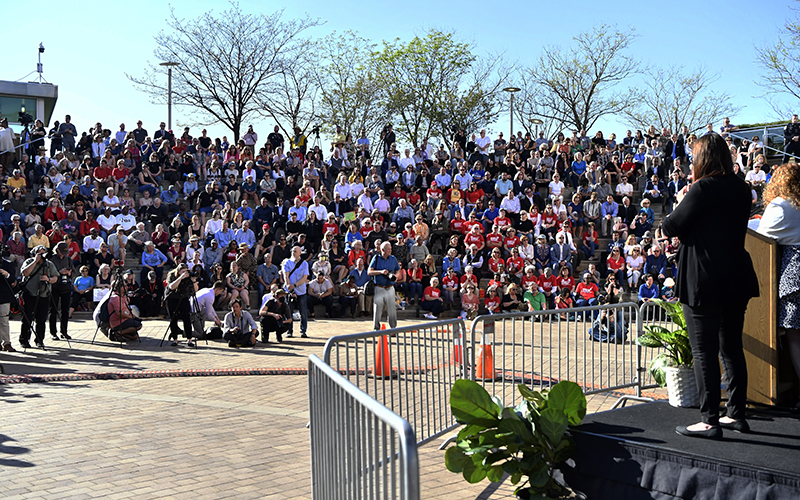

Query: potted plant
left=635, top=298, right=698, bottom=407
left=444, top=379, right=587, bottom=499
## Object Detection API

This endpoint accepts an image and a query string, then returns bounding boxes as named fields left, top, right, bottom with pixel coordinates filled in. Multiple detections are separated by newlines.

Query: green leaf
left=649, top=355, right=670, bottom=387
left=486, top=464, right=505, bottom=482
left=509, top=471, right=523, bottom=484
left=517, top=384, right=546, bottom=407
left=450, top=379, right=500, bottom=423
left=498, top=413, right=536, bottom=443
left=444, top=446, right=468, bottom=473
left=546, top=381, right=587, bottom=425
left=461, top=458, right=487, bottom=483
left=528, top=460, right=551, bottom=488
left=552, top=437, right=576, bottom=463
left=637, top=331, right=666, bottom=348
left=538, top=408, right=569, bottom=447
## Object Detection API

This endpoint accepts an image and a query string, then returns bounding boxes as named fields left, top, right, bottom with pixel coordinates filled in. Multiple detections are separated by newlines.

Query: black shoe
left=50, top=334, right=60, bottom=341
left=719, top=419, right=750, bottom=433
left=19, top=339, right=31, bottom=349
left=35, top=341, right=46, bottom=350
left=675, top=425, right=722, bottom=440
left=171, top=341, right=178, bottom=347
left=301, top=333, right=308, bottom=338
left=61, top=333, right=72, bottom=340
left=276, top=334, right=282, bottom=343
left=228, top=340, right=236, bottom=347
left=286, top=332, right=294, bottom=338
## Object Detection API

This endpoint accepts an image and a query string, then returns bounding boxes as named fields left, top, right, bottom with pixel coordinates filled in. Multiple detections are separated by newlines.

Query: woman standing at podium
left=757, top=162, right=800, bottom=407
left=662, top=133, right=759, bottom=439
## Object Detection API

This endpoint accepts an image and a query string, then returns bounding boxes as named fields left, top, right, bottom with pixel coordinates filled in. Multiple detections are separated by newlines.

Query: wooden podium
left=742, top=228, right=796, bottom=405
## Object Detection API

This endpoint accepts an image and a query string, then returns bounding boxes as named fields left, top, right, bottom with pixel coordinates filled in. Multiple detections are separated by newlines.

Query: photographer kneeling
left=107, top=278, right=143, bottom=342
left=260, top=288, right=292, bottom=343
left=224, top=298, right=259, bottom=347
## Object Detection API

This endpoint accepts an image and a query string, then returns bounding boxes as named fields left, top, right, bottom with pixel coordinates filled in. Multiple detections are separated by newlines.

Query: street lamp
left=159, top=61, right=180, bottom=130
left=502, top=86, right=521, bottom=140
left=531, top=118, right=544, bottom=136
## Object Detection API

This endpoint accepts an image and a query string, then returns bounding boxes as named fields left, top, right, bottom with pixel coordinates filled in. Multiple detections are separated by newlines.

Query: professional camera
left=0, top=245, right=9, bottom=259
left=189, top=267, right=202, bottom=279
left=387, top=272, right=397, bottom=282
left=310, top=125, right=320, bottom=137
left=18, top=112, right=34, bottom=127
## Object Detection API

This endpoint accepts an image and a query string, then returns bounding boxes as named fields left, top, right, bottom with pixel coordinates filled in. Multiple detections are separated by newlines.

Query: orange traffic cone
left=453, top=330, right=464, bottom=365
left=475, top=334, right=499, bottom=381
left=374, top=324, right=393, bottom=378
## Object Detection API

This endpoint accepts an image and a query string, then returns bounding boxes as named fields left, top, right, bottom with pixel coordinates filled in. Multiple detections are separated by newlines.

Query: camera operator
left=164, top=263, right=197, bottom=348
left=107, top=278, right=143, bottom=342
left=282, top=245, right=309, bottom=338
left=224, top=298, right=259, bottom=347
left=260, top=288, right=292, bottom=343
left=49, top=241, right=74, bottom=341
left=368, top=241, right=399, bottom=330
left=193, top=280, right=226, bottom=328
left=0, top=246, right=18, bottom=351
left=19, top=245, right=59, bottom=349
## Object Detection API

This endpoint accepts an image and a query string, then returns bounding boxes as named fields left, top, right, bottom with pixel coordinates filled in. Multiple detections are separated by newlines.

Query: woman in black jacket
left=662, top=133, right=759, bottom=439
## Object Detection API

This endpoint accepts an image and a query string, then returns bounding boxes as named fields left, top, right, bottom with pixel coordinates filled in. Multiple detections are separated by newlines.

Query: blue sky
left=2, top=0, right=794, bottom=145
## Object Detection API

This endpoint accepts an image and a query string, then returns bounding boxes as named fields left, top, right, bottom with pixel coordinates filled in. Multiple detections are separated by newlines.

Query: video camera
left=18, top=112, right=34, bottom=127
left=310, top=125, right=320, bottom=137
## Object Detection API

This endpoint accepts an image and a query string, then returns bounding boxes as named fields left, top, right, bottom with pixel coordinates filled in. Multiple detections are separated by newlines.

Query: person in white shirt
left=116, top=206, right=137, bottom=232
left=308, top=196, right=328, bottom=221
left=357, top=191, right=374, bottom=212
left=500, top=190, right=520, bottom=215
left=83, top=228, right=103, bottom=253
left=374, top=191, right=391, bottom=213
left=475, top=129, right=492, bottom=163
left=434, top=170, right=452, bottom=190
left=97, top=208, right=118, bottom=235
left=616, top=176, right=634, bottom=199
left=399, top=149, right=415, bottom=170
left=453, top=166, right=472, bottom=190
left=548, top=173, right=565, bottom=202
left=193, top=282, right=226, bottom=328
left=334, top=173, right=352, bottom=201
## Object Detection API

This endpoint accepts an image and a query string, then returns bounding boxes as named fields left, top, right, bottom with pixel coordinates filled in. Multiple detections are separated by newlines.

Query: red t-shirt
left=460, top=274, right=478, bottom=287
left=556, top=276, right=575, bottom=291
left=464, top=233, right=484, bottom=248
left=556, top=296, right=574, bottom=309
left=506, top=256, right=524, bottom=272
left=402, top=228, right=415, bottom=241
left=538, top=275, right=559, bottom=294
left=486, top=233, right=503, bottom=247
left=442, top=275, right=459, bottom=289
left=323, top=222, right=339, bottom=236
left=463, top=220, right=483, bottom=233
left=542, top=213, right=558, bottom=226
left=493, top=216, right=511, bottom=228
left=485, top=295, right=501, bottom=311
left=450, top=219, right=466, bottom=234
left=488, top=257, right=504, bottom=273
left=359, top=226, right=373, bottom=238
left=607, top=255, right=625, bottom=271
left=521, top=274, right=538, bottom=290
left=426, top=187, right=442, bottom=200
left=465, top=188, right=484, bottom=204
left=424, top=286, right=441, bottom=300
left=407, top=192, right=421, bottom=205
left=389, top=189, right=406, bottom=201
left=582, top=230, right=597, bottom=245
left=408, top=267, right=423, bottom=282
left=504, top=236, right=520, bottom=249
left=112, top=167, right=129, bottom=181
left=575, top=282, right=599, bottom=301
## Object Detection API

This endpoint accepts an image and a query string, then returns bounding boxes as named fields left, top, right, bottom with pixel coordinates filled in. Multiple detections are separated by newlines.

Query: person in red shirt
left=359, top=219, right=374, bottom=239
left=449, top=210, right=467, bottom=234
left=506, top=247, right=524, bottom=279
left=348, top=240, right=366, bottom=269
left=575, top=274, right=600, bottom=308
left=555, top=265, right=575, bottom=294
left=493, top=208, right=511, bottom=230
left=538, top=267, right=559, bottom=308
left=441, top=268, right=460, bottom=309
left=503, top=227, right=520, bottom=257
left=421, top=277, right=445, bottom=319
left=606, top=247, right=626, bottom=288
left=79, top=211, right=101, bottom=238
left=322, top=214, right=340, bottom=237
left=541, top=204, right=558, bottom=241
left=581, top=221, right=599, bottom=260
left=487, top=248, right=504, bottom=274
left=463, top=224, right=485, bottom=252
left=111, top=159, right=131, bottom=191
left=446, top=182, right=465, bottom=205
left=463, top=212, right=482, bottom=234
left=389, top=184, right=406, bottom=206
left=555, top=287, right=574, bottom=319
left=485, top=225, right=504, bottom=253
left=93, top=160, right=114, bottom=193
left=520, top=266, right=538, bottom=291
left=407, top=189, right=422, bottom=210
left=484, top=286, right=501, bottom=314
left=426, top=181, right=442, bottom=208
left=465, top=181, right=485, bottom=206
left=460, top=267, right=479, bottom=289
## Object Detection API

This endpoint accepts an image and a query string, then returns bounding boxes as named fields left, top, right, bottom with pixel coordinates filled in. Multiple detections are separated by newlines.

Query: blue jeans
left=582, top=240, right=598, bottom=258
left=139, top=184, right=158, bottom=197
left=294, top=293, right=308, bottom=335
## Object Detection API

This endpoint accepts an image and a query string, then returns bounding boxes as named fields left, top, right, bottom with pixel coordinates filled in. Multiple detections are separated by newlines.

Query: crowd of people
left=0, top=112, right=786, bottom=350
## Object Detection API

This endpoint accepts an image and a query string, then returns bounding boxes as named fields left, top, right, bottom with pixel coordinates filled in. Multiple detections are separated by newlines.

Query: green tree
left=315, top=31, right=388, bottom=152
left=524, top=25, right=640, bottom=133
left=621, top=66, right=741, bottom=134
left=128, top=3, right=319, bottom=141
left=374, top=29, right=507, bottom=149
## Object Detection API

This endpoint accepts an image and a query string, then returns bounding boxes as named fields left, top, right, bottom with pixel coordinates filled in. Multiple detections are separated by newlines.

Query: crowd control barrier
left=308, top=354, right=420, bottom=500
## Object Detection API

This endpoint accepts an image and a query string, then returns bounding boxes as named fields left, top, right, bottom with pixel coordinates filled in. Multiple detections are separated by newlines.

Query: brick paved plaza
left=0, top=316, right=657, bottom=499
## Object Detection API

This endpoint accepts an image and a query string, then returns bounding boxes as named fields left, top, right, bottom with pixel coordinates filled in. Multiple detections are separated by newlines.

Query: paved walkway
left=0, top=316, right=660, bottom=499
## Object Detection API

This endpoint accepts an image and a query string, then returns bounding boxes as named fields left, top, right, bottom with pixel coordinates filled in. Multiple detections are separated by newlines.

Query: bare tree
left=315, top=31, right=388, bottom=150
left=526, top=25, right=640, bottom=133
left=621, top=67, right=740, bottom=135
left=258, top=45, right=321, bottom=143
left=127, top=3, right=319, bottom=141
left=755, top=4, right=800, bottom=116
left=512, top=70, right=568, bottom=140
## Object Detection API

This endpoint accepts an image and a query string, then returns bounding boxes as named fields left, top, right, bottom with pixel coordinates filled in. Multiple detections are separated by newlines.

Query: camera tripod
left=159, top=276, right=207, bottom=348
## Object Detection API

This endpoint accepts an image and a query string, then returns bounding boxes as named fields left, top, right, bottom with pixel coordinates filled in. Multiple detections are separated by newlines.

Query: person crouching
left=224, top=298, right=259, bottom=347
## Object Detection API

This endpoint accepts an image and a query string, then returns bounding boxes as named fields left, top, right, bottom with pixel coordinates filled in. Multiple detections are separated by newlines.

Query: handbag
left=364, top=278, right=375, bottom=297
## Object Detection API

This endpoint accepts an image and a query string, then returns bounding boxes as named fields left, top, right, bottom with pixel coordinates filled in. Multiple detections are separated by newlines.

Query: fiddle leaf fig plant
left=635, top=298, right=693, bottom=386
left=445, top=379, right=587, bottom=499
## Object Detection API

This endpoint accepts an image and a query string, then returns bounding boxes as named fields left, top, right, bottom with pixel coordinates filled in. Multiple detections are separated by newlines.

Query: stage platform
left=563, top=401, right=800, bottom=499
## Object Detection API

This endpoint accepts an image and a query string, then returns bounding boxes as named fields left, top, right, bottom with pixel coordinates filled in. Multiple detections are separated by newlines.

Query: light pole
left=502, top=86, right=521, bottom=140
left=159, top=61, right=180, bottom=130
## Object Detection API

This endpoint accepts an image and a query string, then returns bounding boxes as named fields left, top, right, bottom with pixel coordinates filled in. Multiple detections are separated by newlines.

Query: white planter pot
left=665, top=365, right=699, bottom=408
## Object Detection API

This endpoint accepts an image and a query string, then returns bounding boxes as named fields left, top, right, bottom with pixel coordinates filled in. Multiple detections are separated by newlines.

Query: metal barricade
left=308, top=355, right=420, bottom=500
left=637, top=300, right=676, bottom=391
left=323, top=319, right=468, bottom=445
left=468, top=303, right=641, bottom=407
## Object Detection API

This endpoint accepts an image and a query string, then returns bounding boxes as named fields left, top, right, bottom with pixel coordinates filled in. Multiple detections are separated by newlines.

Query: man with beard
left=19, top=246, right=59, bottom=349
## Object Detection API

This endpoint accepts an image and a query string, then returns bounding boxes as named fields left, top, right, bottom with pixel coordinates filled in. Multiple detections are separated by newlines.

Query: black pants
left=49, top=290, right=71, bottom=337
left=683, top=301, right=749, bottom=425
left=20, top=291, right=50, bottom=344
left=309, top=295, right=333, bottom=316
left=260, top=316, right=290, bottom=342
left=166, top=296, right=193, bottom=340
left=784, top=140, right=800, bottom=163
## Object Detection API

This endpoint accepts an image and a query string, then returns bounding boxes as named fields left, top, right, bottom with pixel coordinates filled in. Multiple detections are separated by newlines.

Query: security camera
left=39, top=43, right=45, bottom=53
